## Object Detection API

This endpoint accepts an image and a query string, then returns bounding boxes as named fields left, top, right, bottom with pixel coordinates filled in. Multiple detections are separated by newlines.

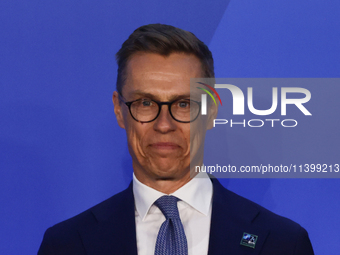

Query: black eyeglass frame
left=119, top=94, right=201, bottom=123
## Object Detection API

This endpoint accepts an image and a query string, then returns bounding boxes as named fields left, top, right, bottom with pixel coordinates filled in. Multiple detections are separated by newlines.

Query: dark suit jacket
left=38, top=178, right=314, bottom=254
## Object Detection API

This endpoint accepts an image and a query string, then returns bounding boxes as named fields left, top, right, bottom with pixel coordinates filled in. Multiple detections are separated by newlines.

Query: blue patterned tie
left=154, top=195, right=188, bottom=255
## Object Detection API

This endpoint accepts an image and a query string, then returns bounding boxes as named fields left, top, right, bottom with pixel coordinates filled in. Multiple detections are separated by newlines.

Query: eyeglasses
left=119, top=95, right=201, bottom=123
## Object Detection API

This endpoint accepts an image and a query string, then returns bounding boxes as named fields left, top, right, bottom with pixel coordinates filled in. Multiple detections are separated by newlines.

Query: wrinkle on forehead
left=134, top=71, right=183, bottom=81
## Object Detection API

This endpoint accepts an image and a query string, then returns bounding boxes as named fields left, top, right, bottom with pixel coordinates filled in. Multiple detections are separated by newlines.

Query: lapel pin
left=240, top=232, right=258, bottom=249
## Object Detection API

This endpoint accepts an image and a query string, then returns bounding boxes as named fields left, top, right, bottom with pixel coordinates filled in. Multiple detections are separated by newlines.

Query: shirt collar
left=133, top=172, right=213, bottom=221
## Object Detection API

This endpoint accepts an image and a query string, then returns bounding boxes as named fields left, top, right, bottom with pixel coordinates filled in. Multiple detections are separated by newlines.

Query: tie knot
left=154, top=195, right=180, bottom=219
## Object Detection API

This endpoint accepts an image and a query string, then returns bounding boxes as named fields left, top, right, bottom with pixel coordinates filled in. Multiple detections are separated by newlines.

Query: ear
left=206, top=101, right=218, bottom=130
left=112, top=91, right=126, bottom=129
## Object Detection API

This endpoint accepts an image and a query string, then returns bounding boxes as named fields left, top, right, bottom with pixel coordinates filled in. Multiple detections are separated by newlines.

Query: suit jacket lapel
left=208, top=178, right=270, bottom=255
left=78, top=182, right=138, bottom=255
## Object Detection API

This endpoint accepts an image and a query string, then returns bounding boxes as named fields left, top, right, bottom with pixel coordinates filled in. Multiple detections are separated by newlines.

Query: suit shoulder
left=38, top=185, right=133, bottom=254
left=213, top=179, right=306, bottom=235
left=51, top=185, right=131, bottom=230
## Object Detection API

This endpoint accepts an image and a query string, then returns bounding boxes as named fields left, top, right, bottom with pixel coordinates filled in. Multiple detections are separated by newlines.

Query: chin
left=150, top=161, right=189, bottom=178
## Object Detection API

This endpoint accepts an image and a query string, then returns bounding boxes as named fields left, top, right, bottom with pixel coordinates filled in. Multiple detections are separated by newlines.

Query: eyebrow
left=128, top=90, right=192, bottom=101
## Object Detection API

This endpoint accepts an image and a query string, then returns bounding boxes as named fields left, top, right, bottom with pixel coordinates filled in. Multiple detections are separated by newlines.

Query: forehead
left=123, top=53, right=202, bottom=99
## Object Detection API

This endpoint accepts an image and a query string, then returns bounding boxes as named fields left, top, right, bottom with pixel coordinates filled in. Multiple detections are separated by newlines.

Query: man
left=38, top=24, right=314, bottom=254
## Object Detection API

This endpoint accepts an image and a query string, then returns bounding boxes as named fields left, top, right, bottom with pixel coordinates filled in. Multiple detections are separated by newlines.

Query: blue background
left=1, top=0, right=339, bottom=254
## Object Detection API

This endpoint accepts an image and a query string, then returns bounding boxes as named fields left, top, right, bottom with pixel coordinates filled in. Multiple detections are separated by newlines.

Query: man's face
left=113, top=53, right=213, bottom=185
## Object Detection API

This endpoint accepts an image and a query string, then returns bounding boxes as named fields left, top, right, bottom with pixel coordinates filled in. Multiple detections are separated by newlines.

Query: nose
left=153, top=105, right=177, bottom=133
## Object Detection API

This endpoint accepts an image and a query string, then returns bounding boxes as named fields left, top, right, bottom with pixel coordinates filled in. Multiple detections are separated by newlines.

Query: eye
left=178, top=100, right=190, bottom=108
left=141, top=99, right=153, bottom=107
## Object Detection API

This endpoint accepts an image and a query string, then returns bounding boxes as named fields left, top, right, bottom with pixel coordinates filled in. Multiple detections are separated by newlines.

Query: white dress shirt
left=133, top=172, right=213, bottom=255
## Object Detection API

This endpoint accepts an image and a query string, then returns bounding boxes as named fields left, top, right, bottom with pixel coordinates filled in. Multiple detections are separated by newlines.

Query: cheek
left=190, top=120, right=208, bottom=152
left=125, top=122, right=150, bottom=157
left=191, top=130, right=205, bottom=152
left=182, top=127, right=191, bottom=155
